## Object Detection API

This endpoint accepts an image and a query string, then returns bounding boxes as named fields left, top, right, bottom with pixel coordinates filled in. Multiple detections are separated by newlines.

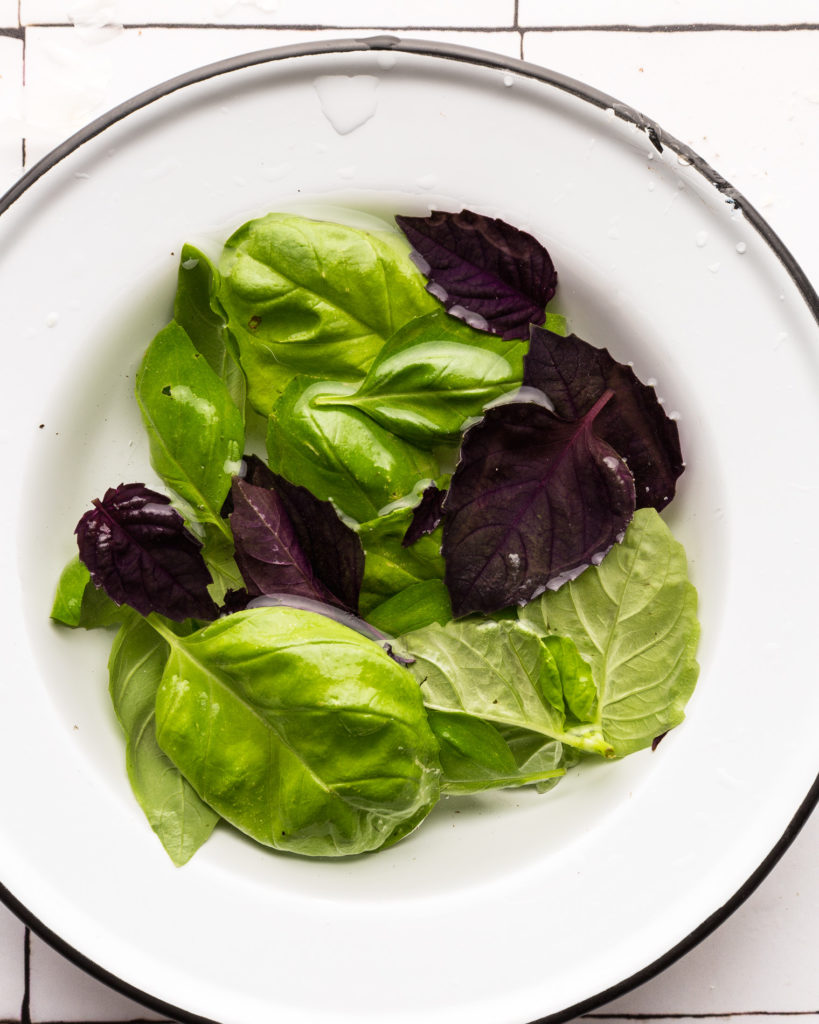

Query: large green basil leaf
left=314, top=311, right=524, bottom=448
left=402, top=617, right=611, bottom=757
left=153, top=607, right=441, bottom=857
left=519, top=507, right=700, bottom=756
left=218, top=213, right=438, bottom=414
left=174, top=244, right=246, bottom=417
left=109, top=614, right=218, bottom=865
left=266, top=378, right=437, bottom=524
left=357, top=508, right=445, bottom=616
left=427, top=710, right=565, bottom=794
left=51, top=556, right=122, bottom=629
left=135, top=320, right=245, bottom=538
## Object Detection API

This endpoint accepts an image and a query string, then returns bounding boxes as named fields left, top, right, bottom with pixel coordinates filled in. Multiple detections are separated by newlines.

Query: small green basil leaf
left=519, top=507, right=700, bottom=756
left=135, top=321, right=245, bottom=538
left=315, top=311, right=524, bottom=448
left=426, top=710, right=565, bottom=794
left=174, top=245, right=246, bottom=417
left=109, top=614, right=218, bottom=865
left=541, top=634, right=598, bottom=725
left=358, top=508, right=445, bottom=616
left=499, top=725, right=576, bottom=794
left=366, top=579, right=452, bottom=636
left=403, top=618, right=612, bottom=757
left=153, top=607, right=441, bottom=857
left=200, top=524, right=244, bottom=606
left=218, top=213, right=438, bottom=414
left=51, top=556, right=122, bottom=629
left=266, top=378, right=438, bottom=524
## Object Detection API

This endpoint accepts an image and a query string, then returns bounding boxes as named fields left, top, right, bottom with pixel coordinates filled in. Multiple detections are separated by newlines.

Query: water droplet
left=695, top=230, right=708, bottom=247
left=668, top=410, right=681, bottom=421
left=735, top=241, right=747, bottom=254
left=45, top=312, right=59, bottom=328
left=647, top=180, right=656, bottom=192
left=502, top=73, right=514, bottom=88
left=376, top=52, right=396, bottom=70
left=416, top=173, right=437, bottom=190
left=708, top=262, right=721, bottom=274
left=313, top=75, right=379, bottom=135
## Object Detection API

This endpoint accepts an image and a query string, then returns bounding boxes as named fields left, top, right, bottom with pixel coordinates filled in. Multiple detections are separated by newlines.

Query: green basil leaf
left=174, top=245, right=246, bottom=417
left=266, top=378, right=438, bottom=524
left=109, top=614, right=218, bottom=865
left=427, top=710, right=565, bottom=794
left=519, top=508, right=700, bottom=756
left=153, top=607, right=441, bottom=857
left=218, top=213, right=438, bottom=414
left=365, top=579, right=452, bottom=636
left=315, top=311, right=524, bottom=448
left=403, top=618, right=612, bottom=757
left=135, top=320, right=245, bottom=538
left=51, top=556, right=122, bottom=629
left=358, top=508, right=445, bottom=616
left=499, top=725, right=578, bottom=794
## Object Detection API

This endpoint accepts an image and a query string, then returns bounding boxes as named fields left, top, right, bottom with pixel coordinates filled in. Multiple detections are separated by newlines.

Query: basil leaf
left=109, top=614, right=218, bottom=865
left=266, top=378, right=438, bottom=524
left=427, top=710, right=565, bottom=794
left=395, top=209, right=558, bottom=339
left=135, top=321, right=245, bottom=538
left=358, top=508, right=445, bottom=616
left=241, top=455, right=364, bottom=614
left=519, top=508, right=700, bottom=756
left=316, top=311, right=523, bottom=448
left=51, top=556, right=122, bottom=629
left=153, top=607, right=441, bottom=857
left=229, top=478, right=341, bottom=607
left=441, top=393, right=636, bottom=617
left=75, top=483, right=218, bottom=622
left=174, top=245, right=246, bottom=417
left=366, top=579, right=452, bottom=636
left=525, top=326, right=684, bottom=511
left=218, top=213, right=438, bottom=414
left=403, top=483, right=447, bottom=547
left=403, top=618, right=612, bottom=757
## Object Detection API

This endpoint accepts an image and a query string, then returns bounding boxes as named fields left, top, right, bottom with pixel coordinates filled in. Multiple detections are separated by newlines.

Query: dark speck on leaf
left=161, top=385, right=172, bottom=396
left=248, top=315, right=261, bottom=330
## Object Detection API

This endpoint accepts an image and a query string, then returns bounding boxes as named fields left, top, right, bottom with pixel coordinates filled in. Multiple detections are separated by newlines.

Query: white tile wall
left=0, top=6, right=818, bottom=1024
left=519, top=0, right=819, bottom=26
left=0, top=34, right=23, bottom=190
left=21, top=0, right=517, bottom=28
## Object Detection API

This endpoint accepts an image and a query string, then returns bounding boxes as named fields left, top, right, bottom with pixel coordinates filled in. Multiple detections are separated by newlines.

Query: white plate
left=1, top=38, right=817, bottom=1024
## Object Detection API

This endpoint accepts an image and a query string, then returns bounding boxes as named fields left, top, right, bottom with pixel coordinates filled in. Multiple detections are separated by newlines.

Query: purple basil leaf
left=402, top=484, right=447, bottom=548
left=241, top=454, right=364, bottom=612
left=395, top=209, right=557, bottom=340
left=441, top=393, right=636, bottom=617
left=229, top=478, right=343, bottom=609
left=525, top=326, right=684, bottom=510
left=75, top=483, right=217, bottom=622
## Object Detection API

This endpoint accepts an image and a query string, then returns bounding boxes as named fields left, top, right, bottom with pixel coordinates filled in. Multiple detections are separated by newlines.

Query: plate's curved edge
left=0, top=34, right=817, bottom=1024
left=3, top=33, right=819, bottom=327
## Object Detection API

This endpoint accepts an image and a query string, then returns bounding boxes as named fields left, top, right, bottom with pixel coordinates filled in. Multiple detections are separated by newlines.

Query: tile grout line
left=20, top=927, right=30, bottom=1024
left=13, top=20, right=819, bottom=30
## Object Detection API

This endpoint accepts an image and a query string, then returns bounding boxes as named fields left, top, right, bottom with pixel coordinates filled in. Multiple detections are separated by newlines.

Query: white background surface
left=0, top=2, right=816, bottom=1022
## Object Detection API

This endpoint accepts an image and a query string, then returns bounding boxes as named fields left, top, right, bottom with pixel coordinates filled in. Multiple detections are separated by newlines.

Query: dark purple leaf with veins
left=395, top=209, right=557, bottom=340
left=229, top=478, right=344, bottom=609
left=240, top=454, right=364, bottom=613
left=525, top=326, right=684, bottom=510
left=441, top=392, right=636, bottom=617
left=402, top=484, right=446, bottom=548
left=75, top=483, right=217, bottom=621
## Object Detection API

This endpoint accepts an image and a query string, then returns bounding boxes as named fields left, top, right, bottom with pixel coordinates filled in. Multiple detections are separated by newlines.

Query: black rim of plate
left=1, top=35, right=817, bottom=1024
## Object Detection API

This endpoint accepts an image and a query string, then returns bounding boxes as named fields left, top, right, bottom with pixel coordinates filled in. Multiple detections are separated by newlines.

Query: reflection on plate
left=0, top=38, right=817, bottom=1024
